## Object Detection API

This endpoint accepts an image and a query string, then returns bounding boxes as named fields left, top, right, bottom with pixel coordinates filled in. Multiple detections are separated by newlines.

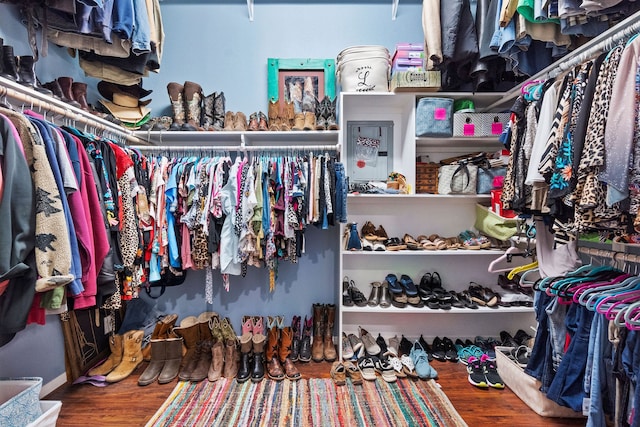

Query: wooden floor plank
left=46, top=358, right=587, bottom=426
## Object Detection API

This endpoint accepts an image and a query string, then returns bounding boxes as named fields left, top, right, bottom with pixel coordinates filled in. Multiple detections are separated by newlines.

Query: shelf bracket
left=247, top=0, right=254, bottom=21
left=391, top=0, right=399, bottom=20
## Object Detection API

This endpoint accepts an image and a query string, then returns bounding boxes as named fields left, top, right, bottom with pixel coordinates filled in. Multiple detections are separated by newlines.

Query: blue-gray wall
left=0, top=1, right=424, bottom=385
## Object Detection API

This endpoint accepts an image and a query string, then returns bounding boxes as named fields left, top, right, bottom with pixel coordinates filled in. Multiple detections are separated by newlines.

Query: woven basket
left=416, top=162, right=439, bottom=194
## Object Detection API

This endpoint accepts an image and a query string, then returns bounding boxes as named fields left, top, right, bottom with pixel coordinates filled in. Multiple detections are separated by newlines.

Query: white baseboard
left=41, top=373, right=67, bottom=398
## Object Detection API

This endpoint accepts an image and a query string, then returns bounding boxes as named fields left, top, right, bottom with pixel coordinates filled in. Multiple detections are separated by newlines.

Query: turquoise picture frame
left=267, top=58, right=336, bottom=106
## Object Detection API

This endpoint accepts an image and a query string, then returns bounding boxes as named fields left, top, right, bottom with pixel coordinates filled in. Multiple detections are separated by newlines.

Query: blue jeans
left=526, top=291, right=554, bottom=386
left=334, top=162, right=348, bottom=223
left=585, top=313, right=615, bottom=427
left=546, top=305, right=594, bottom=411
left=546, top=297, right=569, bottom=371
left=622, top=331, right=640, bottom=427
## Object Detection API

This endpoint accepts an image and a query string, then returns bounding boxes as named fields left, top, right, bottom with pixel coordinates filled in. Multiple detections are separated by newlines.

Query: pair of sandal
left=418, top=272, right=453, bottom=309
left=361, top=238, right=386, bottom=251
left=361, top=221, right=388, bottom=242
left=386, top=274, right=423, bottom=308
left=458, top=230, right=492, bottom=250
left=342, top=277, right=368, bottom=307
left=467, top=282, right=499, bottom=307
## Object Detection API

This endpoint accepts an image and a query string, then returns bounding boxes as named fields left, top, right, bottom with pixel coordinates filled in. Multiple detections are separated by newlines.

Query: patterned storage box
left=453, top=112, right=510, bottom=137
left=415, top=97, right=453, bottom=137
left=26, top=401, right=62, bottom=427
left=0, top=377, right=43, bottom=427
left=416, top=162, right=439, bottom=194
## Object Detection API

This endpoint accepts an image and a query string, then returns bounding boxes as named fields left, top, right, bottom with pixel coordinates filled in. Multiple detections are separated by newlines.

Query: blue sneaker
left=410, top=341, right=437, bottom=379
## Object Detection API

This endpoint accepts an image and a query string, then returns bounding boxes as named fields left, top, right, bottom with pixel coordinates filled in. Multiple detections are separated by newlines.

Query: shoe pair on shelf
left=386, top=274, right=423, bottom=308
left=342, top=276, right=367, bottom=307
left=458, top=230, right=492, bottom=250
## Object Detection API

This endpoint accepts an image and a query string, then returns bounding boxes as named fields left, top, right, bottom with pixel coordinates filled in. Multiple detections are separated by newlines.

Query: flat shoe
left=331, top=361, right=346, bottom=386
left=343, top=360, right=363, bottom=385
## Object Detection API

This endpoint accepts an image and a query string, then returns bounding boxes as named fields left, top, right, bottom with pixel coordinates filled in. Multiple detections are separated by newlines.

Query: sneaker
left=342, top=332, right=354, bottom=360
left=376, top=334, right=390, bottom=357
left=359, top=327, right=381, bottom=356
left=348, top=333, right=363, bottom=358
left=466, top=356, right=488, bottom=388
left=442, top=337, right=459, bottom=362
left=372, top=355, right=397, bottom=382
left=387, top=335, right=400, bottom=357
left=419, top=335, right=434, bottom=362
left=410, top=341, right=437, bottom=380
left=399, top=335, right=412, bottom=356
left=481, top=354, right=505, bottom=389
left=457, top=345, right=485, bottom=365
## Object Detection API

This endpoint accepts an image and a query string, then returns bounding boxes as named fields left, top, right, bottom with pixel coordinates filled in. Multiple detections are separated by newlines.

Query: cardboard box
left=495, top=347, right=584, bottom=418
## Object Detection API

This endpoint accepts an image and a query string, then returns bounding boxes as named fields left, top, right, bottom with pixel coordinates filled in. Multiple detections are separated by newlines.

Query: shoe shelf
left=337, top=91, right=535, bottom=361
left=133, top=129, right=340, bottom=147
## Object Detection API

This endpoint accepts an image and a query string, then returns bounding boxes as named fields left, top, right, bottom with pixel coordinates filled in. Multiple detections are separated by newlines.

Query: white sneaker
left=348, top=333, right=363, bottom=357
left=387, top=335, right=400, bottom=357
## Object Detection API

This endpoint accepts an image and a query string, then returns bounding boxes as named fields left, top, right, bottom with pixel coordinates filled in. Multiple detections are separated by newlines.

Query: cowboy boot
left=189, top=320, right=214, bottom=382
left=303, top=111, right=316, bottom=131
left=258, top=111, right=268, bottom=131
left=201, top=92, right=216, bottom=131
left=166, top=82, right=185, bottom=131
left=220, top=317, right=239, bottom=379
left=281, top=100, right=294, bottom=131
left=234, top=111, right=247, bottom=131
left=298, top=315, right=313, bottom=363
left=266, top=316, right=285, bottom=381
left=268, top=100, right=280, bottom=131
left=323, top=304, right=337, bottom=362
left=0, top=45, right=18, bottom=81
left=279, top=326, right=301, bottom=380
left=182, top=81, right=204, bottom=131
left=290, top=315, right=301, bottom=362
left=311, top=304, right=325, bottom=362
left=72, top=82, right=90, bottom=111
left=302, top=76, right=316, bottom=113
left=105, top=330, right=144, bottom=383
left=251, top=333, right=266, bottom=382
left=236, top=333, right=253, bottom=383
left=326, top=97, right=339, bottom=130
left=158, top=337, right=183, bottom=384
left=314, top=97, right=327, bottom=131
left=213, top=92, right=226, bottom=130
left=88, top=333, right=123, bottom=376
left=223, top=111, right=235, bottom=131
left=247, top=112, right=259, bottom=131
left=292, top=113, right=305, bottom=131
left=207, top=339, right=224, bottom=382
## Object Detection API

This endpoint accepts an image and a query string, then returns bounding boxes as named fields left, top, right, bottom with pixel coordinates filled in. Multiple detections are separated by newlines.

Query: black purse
left=145, top=268, right=188, bottom=298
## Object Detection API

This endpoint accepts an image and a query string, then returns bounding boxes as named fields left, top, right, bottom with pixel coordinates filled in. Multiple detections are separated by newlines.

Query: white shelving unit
left=338, top=91, right=535, bottom=358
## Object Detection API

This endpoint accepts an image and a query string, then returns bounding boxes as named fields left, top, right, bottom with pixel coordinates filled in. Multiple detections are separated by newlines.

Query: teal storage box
left=415, top=97, right=453, bottom=137
left=0, top=377, right=43, bottom=427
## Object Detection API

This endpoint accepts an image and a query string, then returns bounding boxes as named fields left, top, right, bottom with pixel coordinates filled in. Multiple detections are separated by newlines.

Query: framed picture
left=267, top=58, right=336, bottom=116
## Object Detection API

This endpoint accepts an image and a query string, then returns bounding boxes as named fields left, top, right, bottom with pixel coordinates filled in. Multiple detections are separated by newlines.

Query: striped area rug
left=145, top=378, right=468, bottom=427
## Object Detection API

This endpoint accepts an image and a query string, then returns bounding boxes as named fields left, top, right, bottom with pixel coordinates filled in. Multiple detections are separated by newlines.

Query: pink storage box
left=395, top=43, right=424, bottom=51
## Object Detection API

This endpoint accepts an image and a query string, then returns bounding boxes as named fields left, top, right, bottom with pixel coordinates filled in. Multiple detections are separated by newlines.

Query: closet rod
left=484, top=9, right=640, bottom=111
left=0, top=76, right=149, bottom=146
left=578, top=246, right=640, bottom=265
left=131, top=144, right=340, bottom=152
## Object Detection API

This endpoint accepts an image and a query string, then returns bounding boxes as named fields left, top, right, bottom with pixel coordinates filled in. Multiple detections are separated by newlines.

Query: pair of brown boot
left=311, top=303, right=337, bottom=362
left=138, top=314, right=182, bottom=386
left=87, top=330, right=145, bottom=383
left=265, top=316, right=301, bottom=381
left=42, top=77, right=89, bottom=111
left=206, top=316, right=239, bottom=382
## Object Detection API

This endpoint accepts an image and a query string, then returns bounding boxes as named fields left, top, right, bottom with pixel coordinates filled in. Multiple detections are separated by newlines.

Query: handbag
left=145, top=268, right=188, bottom=298
left=477, top=166, right=507, bottom=194
left=438, top=163, right=478, bottom=195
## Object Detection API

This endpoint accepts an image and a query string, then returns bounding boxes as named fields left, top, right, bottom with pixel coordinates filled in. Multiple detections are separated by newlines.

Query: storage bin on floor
left=495, top=347, right=584, bottom=418
left=0, top=377, right=43, bottom=427
left=26, top=401, right=62, bottom=427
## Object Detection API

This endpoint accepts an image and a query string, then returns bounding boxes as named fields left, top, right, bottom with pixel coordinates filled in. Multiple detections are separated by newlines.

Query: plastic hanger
left=599, top=289, right=640, bottom=319
left=507, top=260, right=539, bottom=280
left=488, top=247, right=527, bottom=273
left=582, top=275, right=640, bottom=308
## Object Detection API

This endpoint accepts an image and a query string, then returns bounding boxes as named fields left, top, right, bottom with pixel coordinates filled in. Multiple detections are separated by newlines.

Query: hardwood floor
left=46, top=358, right=587, bottom=426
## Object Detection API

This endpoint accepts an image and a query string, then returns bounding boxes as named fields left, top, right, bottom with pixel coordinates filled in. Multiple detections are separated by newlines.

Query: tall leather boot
left=56, top=77, right=81, bottom=108
left=182, top=81, right=204, bottom=131
left=315, top=97, right=327, bottom=130
left=234, top=111, right=247, bottom=131
left=290, top=315, right=301, bottom=362
left=311, top=304, right=325, bottom=362
left=71, top=81, right=90, bottom=111
left=17, top=55, right=52, bottom=96
left=298, top=315, right=313, bottom=363
left=0, top=45, right=18, bottom=81
left=138, top=339, right=166, bottom=386
left=292, top=113, right=305, bottom=131
left=106, top=330, right=144, bottom=383
left=266, top=316, right=285, bottom=381
left=167, top=82, right=185, bottom=131
left=201, top=92, right=216, bottom=131
left=220, top=317, right=239, bottom=379
left=189, top=320, right=213, bottom=382
left=323, top=304, right=337, bottom=362
left=223, top=111, right=235, bottom=131
left=212, top=92, right=226, bottom=131
left=88, top=333, right=123, bottom=376
left=158, top=337, right=183, bottom=384
left=251, top=333, right=266, bottom=383
left=279, top=326, right=301, bottom=380
left=143, top=313, right=178, bottom=362
left=281, top=101, right=294, bottom=131
left=173, top=316, right=200, bottom=381
left=236, top=333, right=253, bottom=383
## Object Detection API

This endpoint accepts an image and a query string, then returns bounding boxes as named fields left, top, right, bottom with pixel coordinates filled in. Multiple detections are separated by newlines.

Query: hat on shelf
left=97, top=80, right=152, bottom=106
left=99, top=92, right=151, bottom=126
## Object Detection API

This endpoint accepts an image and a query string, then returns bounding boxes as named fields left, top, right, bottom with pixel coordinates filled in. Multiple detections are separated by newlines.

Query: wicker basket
left=416, top=162, right=439, bottom=194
